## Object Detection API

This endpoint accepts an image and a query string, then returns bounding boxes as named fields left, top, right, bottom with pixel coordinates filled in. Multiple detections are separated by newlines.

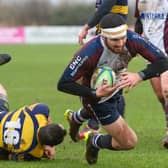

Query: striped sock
left=73, top=109, right=87, bottom=125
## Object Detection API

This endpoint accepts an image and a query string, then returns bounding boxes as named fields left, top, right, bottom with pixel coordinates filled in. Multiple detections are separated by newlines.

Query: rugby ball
left=90, top=66, right=116, bottom=89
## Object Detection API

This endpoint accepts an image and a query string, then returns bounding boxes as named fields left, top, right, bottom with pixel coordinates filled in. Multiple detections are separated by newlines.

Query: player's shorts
left=84, top=92, right=124, bottom=125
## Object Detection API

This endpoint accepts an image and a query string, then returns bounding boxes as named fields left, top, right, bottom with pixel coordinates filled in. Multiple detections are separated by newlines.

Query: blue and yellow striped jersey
left=96, top=0, right=128, bottom=17
left=94, top=0, right=128, bottom=34
left=0, top=103, right=49, bottom=159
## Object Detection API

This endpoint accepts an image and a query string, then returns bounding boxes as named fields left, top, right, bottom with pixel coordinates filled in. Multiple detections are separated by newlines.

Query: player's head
left=100, top=13, right=128, bottom=53
left=39, top=123, right=67, bottom=146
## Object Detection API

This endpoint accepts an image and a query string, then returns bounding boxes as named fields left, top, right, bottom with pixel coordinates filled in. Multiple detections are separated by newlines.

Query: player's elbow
left=57, top=79, right=64, bottom=92
left=57, top=78, right=69, bottom=93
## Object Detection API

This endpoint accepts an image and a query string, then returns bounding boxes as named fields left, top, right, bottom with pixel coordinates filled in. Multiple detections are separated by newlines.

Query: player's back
left=0, top=103, right=49, bottom=158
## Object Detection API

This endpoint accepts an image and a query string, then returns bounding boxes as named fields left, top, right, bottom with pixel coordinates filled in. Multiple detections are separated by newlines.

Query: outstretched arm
left=78, top=0, right=117, bottom=45
left=119, top=58, right=168, bottom=92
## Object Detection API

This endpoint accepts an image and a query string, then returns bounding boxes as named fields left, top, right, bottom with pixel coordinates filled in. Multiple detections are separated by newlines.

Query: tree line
left=0, top=0, right=134, bottom=26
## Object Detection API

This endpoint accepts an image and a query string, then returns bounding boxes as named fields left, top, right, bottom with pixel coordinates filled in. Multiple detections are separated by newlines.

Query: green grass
left=0, top=44, right=167, bottom=168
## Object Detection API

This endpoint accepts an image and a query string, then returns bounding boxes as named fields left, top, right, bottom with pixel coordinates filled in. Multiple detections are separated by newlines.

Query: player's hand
left=43, top=145, right=55, bottom=160
left=78, top=24, right=89, bottom=45
left=119, top=72, right=142, bottom=93
left=96, top=83, right=119, bottom=97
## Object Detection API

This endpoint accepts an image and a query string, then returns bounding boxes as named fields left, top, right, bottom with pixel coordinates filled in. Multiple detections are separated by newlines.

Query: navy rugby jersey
left=58, top=30, right=166, bottom=102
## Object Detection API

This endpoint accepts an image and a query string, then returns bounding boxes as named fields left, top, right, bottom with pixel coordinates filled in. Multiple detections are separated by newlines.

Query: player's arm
left=120, top=31, right=168, bottom=91
left=57, top=54, right=120, bottom=98
left=78, top=0, right=117, bottom=45
left=58, top=73, right=97, bottom=98
left=134, top=0, right=143, bottom=34
left=138, top=58, right=168, bottom=80
left=119, top=58, right=168, bottom=92
left=58, top=76, right=121, bottom=99
left=57, top=47, right=98, bottom=98
left=28, top=103, right=50, bottom=119
left=87, top=0, right=117, bottom=28
left=8, top=153, right=40, bottom=161
left=136, top=39, right=168, bottom=79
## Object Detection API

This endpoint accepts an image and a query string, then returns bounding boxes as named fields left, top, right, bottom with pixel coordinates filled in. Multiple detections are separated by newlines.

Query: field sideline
left=0, top=44, right=167, bottom=168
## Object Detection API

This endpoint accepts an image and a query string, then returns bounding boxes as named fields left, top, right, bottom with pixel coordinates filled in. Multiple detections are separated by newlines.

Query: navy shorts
left=86, top=93, right=125, bottom=125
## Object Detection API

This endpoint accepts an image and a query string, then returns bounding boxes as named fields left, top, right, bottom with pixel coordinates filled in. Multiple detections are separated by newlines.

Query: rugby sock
left=73, top=108, right=87, bottom=124
left=91, top=134, right=114, bottom=150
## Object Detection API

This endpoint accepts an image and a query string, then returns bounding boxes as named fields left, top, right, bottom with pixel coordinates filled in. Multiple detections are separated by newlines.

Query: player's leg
left=160, top=71, right=168, bottom=147
left=84, top=95, right=137, bottom=164
left=64, top=108, right=91, bottom=142
left=150, top=77, right=168, bottom=144
left=79, top=118, right=100, bottom=139
left=80, top=95, right=126, bottom=139
left=85, top=117, right=137, bottom=164
left=150, top=77, right=165, bottom=109
left=103, top=116, right=137, bottom=149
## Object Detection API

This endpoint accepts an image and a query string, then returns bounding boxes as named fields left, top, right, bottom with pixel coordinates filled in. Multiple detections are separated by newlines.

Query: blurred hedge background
left=0, top=0, right=135, bottom=26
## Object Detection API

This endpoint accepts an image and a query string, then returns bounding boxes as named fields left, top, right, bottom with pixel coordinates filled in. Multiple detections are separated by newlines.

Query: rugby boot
left=64, top=109, right=81, bottom=142
left=85, top=132, right=99, bottom=164
left=162, top=133, right=168, bottom=149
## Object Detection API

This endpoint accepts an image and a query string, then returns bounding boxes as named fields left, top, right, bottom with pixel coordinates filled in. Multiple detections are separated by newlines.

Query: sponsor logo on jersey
left=69, top=55, right=88, bottom=76
left=140, top=13, right=167, bottom=19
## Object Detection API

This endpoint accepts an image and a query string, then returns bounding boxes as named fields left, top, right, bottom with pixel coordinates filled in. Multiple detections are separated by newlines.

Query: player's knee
left=122, top=131, right=138, bottom=150
left=126, top=135, right=137, bottom=149
left=161, top=72, right=168, bottom=100
left=162, top=88, right=168, bottom=100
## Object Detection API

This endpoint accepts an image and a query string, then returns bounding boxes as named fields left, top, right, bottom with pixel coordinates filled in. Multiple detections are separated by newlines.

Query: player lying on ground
left=0, top=84, right=66, bottom=161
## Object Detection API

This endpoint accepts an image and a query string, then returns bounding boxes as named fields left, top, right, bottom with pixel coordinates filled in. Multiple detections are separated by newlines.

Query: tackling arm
left=138, top=58, right=168, bottom=80
left=87, top=0, right=117, bottom=28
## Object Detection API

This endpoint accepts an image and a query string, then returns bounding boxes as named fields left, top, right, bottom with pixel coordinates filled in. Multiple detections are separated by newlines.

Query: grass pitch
left=0, top=44, right=167, bottom=168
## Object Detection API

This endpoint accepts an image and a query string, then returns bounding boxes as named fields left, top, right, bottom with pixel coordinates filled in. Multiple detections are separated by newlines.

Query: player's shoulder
left=80, top=36, right=103, bottom=56
left=126, top=29, right=145, bottom=42
left=26, top=103, right=49, bottom=117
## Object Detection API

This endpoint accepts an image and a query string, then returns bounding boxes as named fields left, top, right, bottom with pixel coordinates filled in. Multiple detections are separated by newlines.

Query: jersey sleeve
left=87, top=0, right=117, bottom=28
left=127, top=30, right=168, bottom=79
left=127, top=30, right=166, bottom=62
left=57, top=39, right=102, bottom=98
left=26, top=103, right=49, bottom=119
